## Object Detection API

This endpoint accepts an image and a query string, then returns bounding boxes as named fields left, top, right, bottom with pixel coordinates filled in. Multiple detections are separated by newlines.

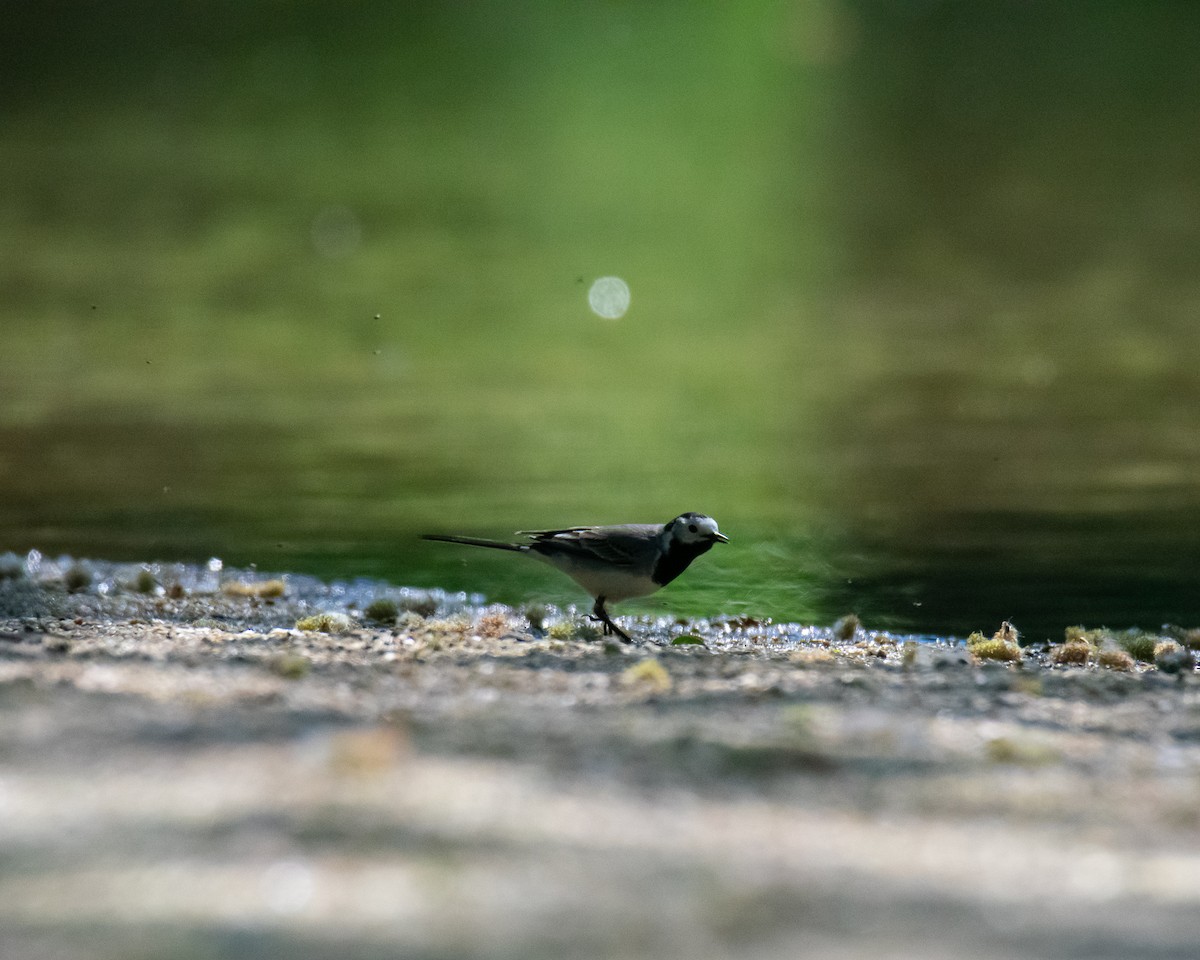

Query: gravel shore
left=3, top=555, right=1200, bottom=959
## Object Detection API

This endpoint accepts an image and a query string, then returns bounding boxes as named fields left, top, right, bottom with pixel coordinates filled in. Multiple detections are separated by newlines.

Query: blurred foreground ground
left=3, top=563, right=1200, bottom=959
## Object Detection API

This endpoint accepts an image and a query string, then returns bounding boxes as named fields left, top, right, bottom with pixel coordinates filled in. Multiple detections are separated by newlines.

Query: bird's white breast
left=532, top=553, right=659, bottom=603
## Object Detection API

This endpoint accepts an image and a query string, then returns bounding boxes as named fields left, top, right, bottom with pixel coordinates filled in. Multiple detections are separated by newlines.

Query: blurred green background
left=3, top=0, right=1200, bottom=637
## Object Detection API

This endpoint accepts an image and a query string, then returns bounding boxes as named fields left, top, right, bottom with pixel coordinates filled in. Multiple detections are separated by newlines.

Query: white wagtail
left=422, top=512, right=729, bottom=641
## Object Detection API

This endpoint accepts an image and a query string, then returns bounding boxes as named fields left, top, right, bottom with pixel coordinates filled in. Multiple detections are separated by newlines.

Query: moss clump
left=1065, top=625, right=1120, bottom=649
left=64, top=564, right=91, bottom=593
left=1064, top=625, right=1109, bottom=645
left=966, top=629, right=1021, bottom=662
left=223, top=579, right=286, bottom=599
left=970, top=639, right=1022, bottom=662
left=985, top=736, right=1058, bottom=766
left=134, top=568, right=158, bottom=594
left=621, top=658, right=672, bottom=694
left=577, top=620, right=603, bottom=642
left=270, top=653, right=311, bottom=679
left=832, top=614, right=861, bottom=641
left=1051, top=626, right=1150, bottom=667
left=1096, top=648, right=1135, bottom=672
left=296, top=612, right=355, bottom=634
left=1050, top=641, right=1091, bottom=666
left=364, top=598, right=399, bottom=624
left=547, top=618, right=601, bottom=642
left=399, top=595, right=438, bottom=618
left=546, top=619, right=574, bottom=640
left=476, top=611, right=514, bottom=638
left=521, top=603, right=548, bottom=631
left=1118, top=632, right=1159, bottom=662
left=423, top=615, right=471, bottom=644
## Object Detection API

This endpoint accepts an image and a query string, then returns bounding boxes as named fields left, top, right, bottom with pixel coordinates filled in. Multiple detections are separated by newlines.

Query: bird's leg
left=591, top=597, right=632, bottom=643
left=589, top=597, right=608, bottom=631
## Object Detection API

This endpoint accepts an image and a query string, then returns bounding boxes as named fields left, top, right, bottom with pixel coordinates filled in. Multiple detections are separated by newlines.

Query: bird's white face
left=668, top=514, right=728, bottom=546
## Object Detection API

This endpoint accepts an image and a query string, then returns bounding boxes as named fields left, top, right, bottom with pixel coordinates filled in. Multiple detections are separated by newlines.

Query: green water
left=3, top=2, right=1200, bottom=637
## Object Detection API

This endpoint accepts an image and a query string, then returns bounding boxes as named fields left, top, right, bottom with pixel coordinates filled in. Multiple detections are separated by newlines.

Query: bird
left=421, top=512, right=729, bottom=642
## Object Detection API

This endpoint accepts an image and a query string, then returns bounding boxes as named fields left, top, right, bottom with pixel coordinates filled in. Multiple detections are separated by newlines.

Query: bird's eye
left=688, top=524, right=698, bottom=533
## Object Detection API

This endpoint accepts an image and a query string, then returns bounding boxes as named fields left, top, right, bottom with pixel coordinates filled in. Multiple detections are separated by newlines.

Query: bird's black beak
left=710, top=532, right=730, bottom=543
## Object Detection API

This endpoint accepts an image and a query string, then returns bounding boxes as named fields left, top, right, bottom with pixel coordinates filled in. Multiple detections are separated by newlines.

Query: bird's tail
left=421, top=534, right=526, bottom=553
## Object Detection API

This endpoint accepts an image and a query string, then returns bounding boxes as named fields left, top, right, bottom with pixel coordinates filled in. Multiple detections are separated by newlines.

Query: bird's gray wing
left=520, top=524, right=660, bottom=567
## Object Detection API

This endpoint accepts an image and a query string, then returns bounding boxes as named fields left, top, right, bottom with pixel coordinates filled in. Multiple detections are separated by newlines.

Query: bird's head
left=666, top=513, right=729, bottom=548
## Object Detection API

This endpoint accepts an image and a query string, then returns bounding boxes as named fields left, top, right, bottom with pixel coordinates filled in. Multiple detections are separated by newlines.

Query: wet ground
left=3, top=554, right=1200, bottom=959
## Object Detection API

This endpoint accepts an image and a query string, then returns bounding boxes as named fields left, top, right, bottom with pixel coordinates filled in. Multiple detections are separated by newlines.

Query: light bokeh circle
left=587, top=276, right=631, bottom=319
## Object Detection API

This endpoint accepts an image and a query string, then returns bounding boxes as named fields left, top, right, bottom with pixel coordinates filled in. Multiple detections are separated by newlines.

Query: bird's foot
left=591, top=598, right=633, bottom=643
left=601, top=617, right=632, bottom=643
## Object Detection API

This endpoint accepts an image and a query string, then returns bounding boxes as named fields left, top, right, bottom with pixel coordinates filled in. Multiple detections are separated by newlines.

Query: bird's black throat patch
left=651, top=539, right=714, bottom=587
